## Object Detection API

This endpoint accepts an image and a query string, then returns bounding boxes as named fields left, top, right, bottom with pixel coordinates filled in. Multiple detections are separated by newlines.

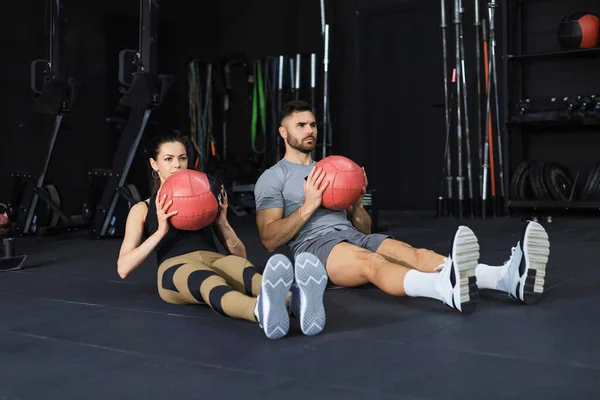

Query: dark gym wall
left=368, top=2, right=446, bottom=211
left=0, top=0, right=137, bottom=215
left=0, top=0, right=318, bottom=214
left=217, top=0, right=296, bottom=56
left=5, top=0, right=594, bottom=214
left=0, top=0, right=483, bottom=213
left=0, top=0, right=481, bottom=213
left=330, top=0, right=453, bottom=210
left=330, top=0, right=503, bottom=211
left=0, top=0, right=220, bottom=213
left=0, top=0, right=46, bottom=201
left=0, top=0, right=116, bottom=215
left=205, top=0, right=458, bottom=211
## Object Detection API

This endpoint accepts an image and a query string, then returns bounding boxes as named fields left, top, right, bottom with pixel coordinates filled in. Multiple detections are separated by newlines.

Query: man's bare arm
left=256, top=166, right=329, bottom=252
left=256, top=204, right=316, bottom=252
left=346, top=204, right=372, bottom=235
left=346, top=167, right=371, bottom=235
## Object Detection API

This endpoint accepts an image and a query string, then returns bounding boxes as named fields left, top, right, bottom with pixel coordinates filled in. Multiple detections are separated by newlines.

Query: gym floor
left=1, top=212, right=599, bottom=399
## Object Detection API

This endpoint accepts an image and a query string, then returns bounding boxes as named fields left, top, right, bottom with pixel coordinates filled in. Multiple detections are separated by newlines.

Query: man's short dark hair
left=279, top=100, right=313, bottom=125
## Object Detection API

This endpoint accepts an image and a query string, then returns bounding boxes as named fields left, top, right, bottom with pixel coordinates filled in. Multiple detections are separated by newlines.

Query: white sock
left=476, top=263, right=509, bottom=292
left=403, top=269, right=443, bottom=301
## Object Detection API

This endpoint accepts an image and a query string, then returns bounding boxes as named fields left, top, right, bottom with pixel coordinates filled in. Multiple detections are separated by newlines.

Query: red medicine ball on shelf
left=558, top=11, right=600, bottom=49
left=315, top=155, right=365, bottom=211
left=160, top=170, right=220, bottom=231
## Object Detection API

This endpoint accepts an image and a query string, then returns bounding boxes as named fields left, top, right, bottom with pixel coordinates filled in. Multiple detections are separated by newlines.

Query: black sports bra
left=143, top=193, right=219, bottom=265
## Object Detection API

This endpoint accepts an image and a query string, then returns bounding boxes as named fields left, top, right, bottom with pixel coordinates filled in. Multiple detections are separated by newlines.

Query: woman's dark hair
left=148, top=132, right=194, bottom=194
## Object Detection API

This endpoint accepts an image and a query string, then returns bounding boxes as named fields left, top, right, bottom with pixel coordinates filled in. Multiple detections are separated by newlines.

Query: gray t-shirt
left=254, top=158, right=354, bottom=254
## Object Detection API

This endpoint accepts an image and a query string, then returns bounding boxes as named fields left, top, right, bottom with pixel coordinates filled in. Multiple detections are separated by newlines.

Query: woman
left=117, top=133, right=327, bottom=339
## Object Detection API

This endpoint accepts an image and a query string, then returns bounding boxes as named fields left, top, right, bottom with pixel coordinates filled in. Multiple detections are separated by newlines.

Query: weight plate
left=581, top=163, right=600, bottom=201
left=545, top=162, right=574, bottom=201
left=580, top=164, right=596, bottom=200
left=511, top=160, right=533, bottom=200
left=593, top=164, right=600, bottom=200
left=529, top=162, right=550, bottom=201
left=586, top=163, right=600, bottom=201
left=582, top=163, right=600, bottom=201
left=539, top=162, right=553, bottom=201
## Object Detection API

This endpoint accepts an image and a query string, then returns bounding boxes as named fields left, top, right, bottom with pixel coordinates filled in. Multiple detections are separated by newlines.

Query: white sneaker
left=256, top=254, right=294, bottom=339
left=434, top=226, right=480, bottom=313
left=504, top=221, right=550, bottom=304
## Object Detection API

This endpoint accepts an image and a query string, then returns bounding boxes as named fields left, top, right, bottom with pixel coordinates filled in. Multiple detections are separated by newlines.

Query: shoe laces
left=434, top=257, right=451, bottom=272
left=503, top=246, right=517, bottom=266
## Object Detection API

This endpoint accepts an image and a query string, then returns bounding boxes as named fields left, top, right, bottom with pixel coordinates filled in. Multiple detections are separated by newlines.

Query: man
left=254, top=100, right=550, bottom=313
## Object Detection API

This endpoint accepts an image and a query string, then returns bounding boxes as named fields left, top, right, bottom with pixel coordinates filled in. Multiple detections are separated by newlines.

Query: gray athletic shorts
left=294, top=227, right=393, bottom=268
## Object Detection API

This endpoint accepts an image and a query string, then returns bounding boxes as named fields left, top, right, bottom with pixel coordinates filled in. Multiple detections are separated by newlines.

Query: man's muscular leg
left=326, top=242, right=414, bottom=295
left=325, top=226, right=481, bottom=313
left=375, top=238, right=445, bottom=273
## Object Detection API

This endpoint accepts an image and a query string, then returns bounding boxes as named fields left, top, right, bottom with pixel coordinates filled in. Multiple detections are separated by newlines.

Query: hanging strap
left=251, top=60, right=266, bottom=154
left=189, top=61, right=203, bottom=170
left=203, top=64, right=214, bottom=164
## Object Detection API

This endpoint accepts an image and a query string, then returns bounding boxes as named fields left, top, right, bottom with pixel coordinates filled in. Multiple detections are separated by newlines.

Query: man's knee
left=414, top=248, right=426, bottom=264
left=362, top=251, right=388, bottom=281
left=414, top=248, right=443, bottom=270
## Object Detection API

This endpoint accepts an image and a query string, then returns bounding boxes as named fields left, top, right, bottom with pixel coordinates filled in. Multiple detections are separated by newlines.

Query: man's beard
left=286, top=136, right=316, bottom=153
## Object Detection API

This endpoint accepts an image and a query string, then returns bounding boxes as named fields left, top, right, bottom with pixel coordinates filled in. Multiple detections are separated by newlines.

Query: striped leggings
left=157, top=251, right=261, bottom=323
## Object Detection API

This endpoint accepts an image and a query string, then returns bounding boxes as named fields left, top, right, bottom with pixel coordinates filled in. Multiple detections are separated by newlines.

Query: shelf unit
left=507, top=200, right=600, bottom=210
left=507, top=116, right=600, bottom=128
left=508, top=47, right=600, bottom=60
left=501, top=0, right=600, bottom=213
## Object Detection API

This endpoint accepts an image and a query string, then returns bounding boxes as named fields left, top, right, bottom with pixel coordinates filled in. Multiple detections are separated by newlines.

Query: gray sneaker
left=256, top=254, right=294, bottom=340
left=290, top=252, right=328, bottom=336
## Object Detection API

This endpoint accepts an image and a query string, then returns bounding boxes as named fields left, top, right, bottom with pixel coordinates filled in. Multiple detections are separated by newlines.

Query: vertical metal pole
left=482, top=18, right=492, bottom=218
left=50, top=0, right=67, bottom=83
left=277, top=55, right=284, bottom=161
left=140, top=0, right=159, bottom=74
left=322, top=25, right=330, bottom=159
left=290, top=57, right=295, bottom=100
left=474, top=0, right=484, bottom=209
left=502, top=0, right=511, bottom=210
left=454, top=0, right=465, bottom=218
left=320, top=0, right=326, bottom=34
left=311, top=54, right=316, bottom=111
left=311, top=53, right=317, bottom=160
left=488, top=0, right=505, bottom=210
left=295, top=53, right=301, bottom=100
left=439, top=0, right=453, bottom=217
left=49, top=0, right=57, bottom=76
left=458, top=0, right=474, bottom=217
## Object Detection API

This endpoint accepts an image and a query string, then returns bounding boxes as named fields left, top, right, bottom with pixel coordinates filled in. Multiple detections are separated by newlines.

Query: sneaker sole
left=520, top=222, right=550, bottom=305
left=261, top=254, right=294, bottom=339
left=294, top=252, right=328, bottom=336
left=452, top=226, right=480, bottom=314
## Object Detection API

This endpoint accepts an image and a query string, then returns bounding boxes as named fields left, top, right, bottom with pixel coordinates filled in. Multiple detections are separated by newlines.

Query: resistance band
left=251, top=60, right=266, bottom=154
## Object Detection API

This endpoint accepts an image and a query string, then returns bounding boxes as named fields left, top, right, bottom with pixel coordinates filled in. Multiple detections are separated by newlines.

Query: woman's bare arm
left=117, top=202, right=166, bottom=279
left=214, top=221, right=247, bottom=258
